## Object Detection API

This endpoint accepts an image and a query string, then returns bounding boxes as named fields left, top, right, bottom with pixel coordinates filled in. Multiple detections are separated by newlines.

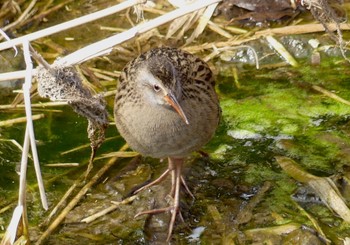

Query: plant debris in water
left=36, top=64, right=109, bottom=175
left=302, top=0, right=349, bottom=61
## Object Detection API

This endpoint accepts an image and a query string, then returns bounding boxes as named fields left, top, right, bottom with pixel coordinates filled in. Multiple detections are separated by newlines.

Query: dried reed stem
left=22, top=40, right=48, bottom=210
left=35, top=144, right=129, bottom=245
left=0, top=114, right=44, bottom=127
left=0, top=0, right=145, bottom=51
left=0, top=0, right=221, bottom=82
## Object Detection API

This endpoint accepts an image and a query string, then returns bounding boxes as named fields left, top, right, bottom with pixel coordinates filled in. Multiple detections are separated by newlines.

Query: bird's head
left=135, top=56, right=189, bottom=125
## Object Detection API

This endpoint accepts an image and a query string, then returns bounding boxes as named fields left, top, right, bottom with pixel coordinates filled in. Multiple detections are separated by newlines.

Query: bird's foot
left=133, top=157, right=187, bottom=241
left=135, top=202, right=181, bottom=241
left=134, top=205, right=174, bottom=216
left=181, top=176, right=194, bottom=199
left=133, top=168, right=171, bottom=195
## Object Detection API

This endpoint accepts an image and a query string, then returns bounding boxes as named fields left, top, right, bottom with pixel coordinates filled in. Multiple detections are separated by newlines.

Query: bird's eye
left=153, top=84, right=161, bottom=92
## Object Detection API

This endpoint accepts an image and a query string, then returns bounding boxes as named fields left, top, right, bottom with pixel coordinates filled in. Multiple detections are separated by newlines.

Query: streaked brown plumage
left=114, top=47, right=220, bottom=240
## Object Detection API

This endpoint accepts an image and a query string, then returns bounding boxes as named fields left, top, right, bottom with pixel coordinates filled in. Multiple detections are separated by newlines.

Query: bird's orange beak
left=164, top=94, right=189, bottom=125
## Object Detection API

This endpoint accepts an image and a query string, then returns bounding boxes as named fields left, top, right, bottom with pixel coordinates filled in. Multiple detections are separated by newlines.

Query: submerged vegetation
left=1, top=0, right=350, bottom=244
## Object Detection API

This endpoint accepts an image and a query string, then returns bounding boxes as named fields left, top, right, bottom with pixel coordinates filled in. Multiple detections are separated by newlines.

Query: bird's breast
left=114, top=100, right=218, bottom=159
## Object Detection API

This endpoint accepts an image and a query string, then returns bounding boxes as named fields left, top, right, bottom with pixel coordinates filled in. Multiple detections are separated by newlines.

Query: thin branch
left=22, top=40, right=48, bottom=210
left=0, top=0, right=146, bottom=51
left=56, top=0, right=222, bottom=66
left=0, top=28, right=18, bottom=56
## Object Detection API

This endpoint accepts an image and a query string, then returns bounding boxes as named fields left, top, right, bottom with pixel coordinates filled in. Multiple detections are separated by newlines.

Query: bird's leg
left=170, top=159, right=176, bottom=197
left=134, top=157, right=184, bottom=241
left=170, top=161, right=194, bottom=199
left=167, top=157, right=182, bottom=241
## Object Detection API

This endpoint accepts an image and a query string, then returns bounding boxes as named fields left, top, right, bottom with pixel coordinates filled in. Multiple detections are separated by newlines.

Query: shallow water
left=2, top=57, right=350, bottom=244
left=1, top=1, right=350, bottom=244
